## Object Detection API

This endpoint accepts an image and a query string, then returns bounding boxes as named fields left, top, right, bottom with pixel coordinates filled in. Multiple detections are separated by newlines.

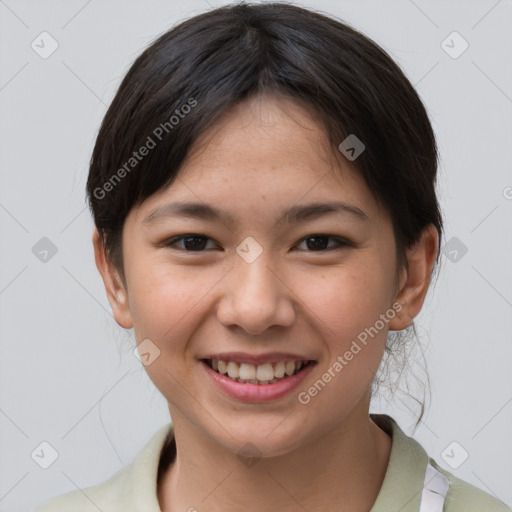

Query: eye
left=162, top=234, right=218, bottom=251
left=295, top=234, right=351, bottom=252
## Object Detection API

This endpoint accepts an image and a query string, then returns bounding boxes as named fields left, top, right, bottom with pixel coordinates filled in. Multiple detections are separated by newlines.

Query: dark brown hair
left=86, top=2, right=443, bottom=423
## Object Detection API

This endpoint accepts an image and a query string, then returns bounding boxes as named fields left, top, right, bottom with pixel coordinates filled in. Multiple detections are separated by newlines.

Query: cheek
left=295, top=266, right=392, bottom=415
left=127, top=265, right=210, bottom=400
left=299, top=261, right=395, bottom=343
left=126, top=262, right=205, bottom=346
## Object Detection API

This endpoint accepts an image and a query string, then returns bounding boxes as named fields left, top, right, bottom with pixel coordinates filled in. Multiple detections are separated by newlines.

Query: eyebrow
left=142, top=200, right=369, bottom=226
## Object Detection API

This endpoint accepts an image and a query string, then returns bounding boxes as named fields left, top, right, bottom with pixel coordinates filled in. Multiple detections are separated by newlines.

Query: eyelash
left=161, top=234, right=352, bottom=253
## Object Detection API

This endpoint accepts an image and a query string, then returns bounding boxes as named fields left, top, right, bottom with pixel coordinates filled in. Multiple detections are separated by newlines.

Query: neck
left=158, top=407, right=391, bottom=512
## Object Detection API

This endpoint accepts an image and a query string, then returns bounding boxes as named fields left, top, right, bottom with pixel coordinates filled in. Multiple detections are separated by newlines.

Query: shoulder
left=33, top=464, right=131, bottom=512
left=430, top=459, right=512, bottom=512
left=33, top=422, right=175, bottom=512
left=370, top=414, right=511, bottom=512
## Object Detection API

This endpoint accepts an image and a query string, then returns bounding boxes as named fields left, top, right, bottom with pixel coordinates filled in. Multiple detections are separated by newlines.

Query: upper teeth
left=211, top=360, right=306, bottom=382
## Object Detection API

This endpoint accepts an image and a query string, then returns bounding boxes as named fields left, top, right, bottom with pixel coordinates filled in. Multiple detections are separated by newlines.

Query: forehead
left=185, top=93, right=336, bottom=170
left=131, top=93, right=382, bottom=226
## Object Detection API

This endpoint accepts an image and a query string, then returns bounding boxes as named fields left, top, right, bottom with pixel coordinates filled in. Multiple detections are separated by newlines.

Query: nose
left=216, top=251, right=296, bottom=335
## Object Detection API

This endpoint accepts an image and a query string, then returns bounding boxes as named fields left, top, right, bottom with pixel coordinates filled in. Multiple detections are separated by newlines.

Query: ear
left=388, top=224, right=439, bottom=331
left=92, top=227, right=134, bottom=329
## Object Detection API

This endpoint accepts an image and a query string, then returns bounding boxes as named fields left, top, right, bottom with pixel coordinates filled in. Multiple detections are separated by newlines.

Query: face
left=94, top=93, right=429, bottom=458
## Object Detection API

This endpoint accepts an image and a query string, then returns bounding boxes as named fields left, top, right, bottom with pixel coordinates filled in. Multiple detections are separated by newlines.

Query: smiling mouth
left=201, top=358, right=315, bottom=384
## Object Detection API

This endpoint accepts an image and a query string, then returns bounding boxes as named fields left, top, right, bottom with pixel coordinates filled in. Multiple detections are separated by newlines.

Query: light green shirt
left=34, top=414, right=511, bottom=511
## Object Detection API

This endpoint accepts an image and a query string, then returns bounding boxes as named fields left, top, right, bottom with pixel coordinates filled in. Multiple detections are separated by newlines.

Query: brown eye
left=296, top=234, right=351, bottom=252
left=163, top=234, right=217, bottom=251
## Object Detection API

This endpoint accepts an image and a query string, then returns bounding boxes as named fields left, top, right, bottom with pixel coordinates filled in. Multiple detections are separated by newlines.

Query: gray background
left=1, top=0, right=511, bottom=510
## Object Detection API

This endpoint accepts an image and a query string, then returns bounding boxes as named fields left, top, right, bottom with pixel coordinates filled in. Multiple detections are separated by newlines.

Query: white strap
left=419, top=462, right=450, bottom=512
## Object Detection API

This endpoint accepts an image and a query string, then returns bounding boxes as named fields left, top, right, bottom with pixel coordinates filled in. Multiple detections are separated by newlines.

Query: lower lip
left=200, top=360, right=316, bottom=402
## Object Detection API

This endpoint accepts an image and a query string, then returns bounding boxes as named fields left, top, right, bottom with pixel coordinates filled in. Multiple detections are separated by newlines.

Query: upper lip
left=199, top=352, right=316, bottom=366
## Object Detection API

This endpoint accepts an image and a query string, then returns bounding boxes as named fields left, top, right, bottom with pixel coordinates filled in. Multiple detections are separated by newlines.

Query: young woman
left=35, top=3, right=510, bottom=511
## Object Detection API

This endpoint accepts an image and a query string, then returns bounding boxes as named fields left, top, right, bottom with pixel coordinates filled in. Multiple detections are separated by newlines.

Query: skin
left=93, top=92, right=438, bottom=511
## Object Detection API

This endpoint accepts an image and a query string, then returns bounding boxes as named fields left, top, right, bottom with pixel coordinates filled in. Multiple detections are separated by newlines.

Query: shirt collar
left=122, top=423, right=173, bottom=511
left=370, top=413, right=429, bottom=512
left=121, top=414, right=429, bottom=512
